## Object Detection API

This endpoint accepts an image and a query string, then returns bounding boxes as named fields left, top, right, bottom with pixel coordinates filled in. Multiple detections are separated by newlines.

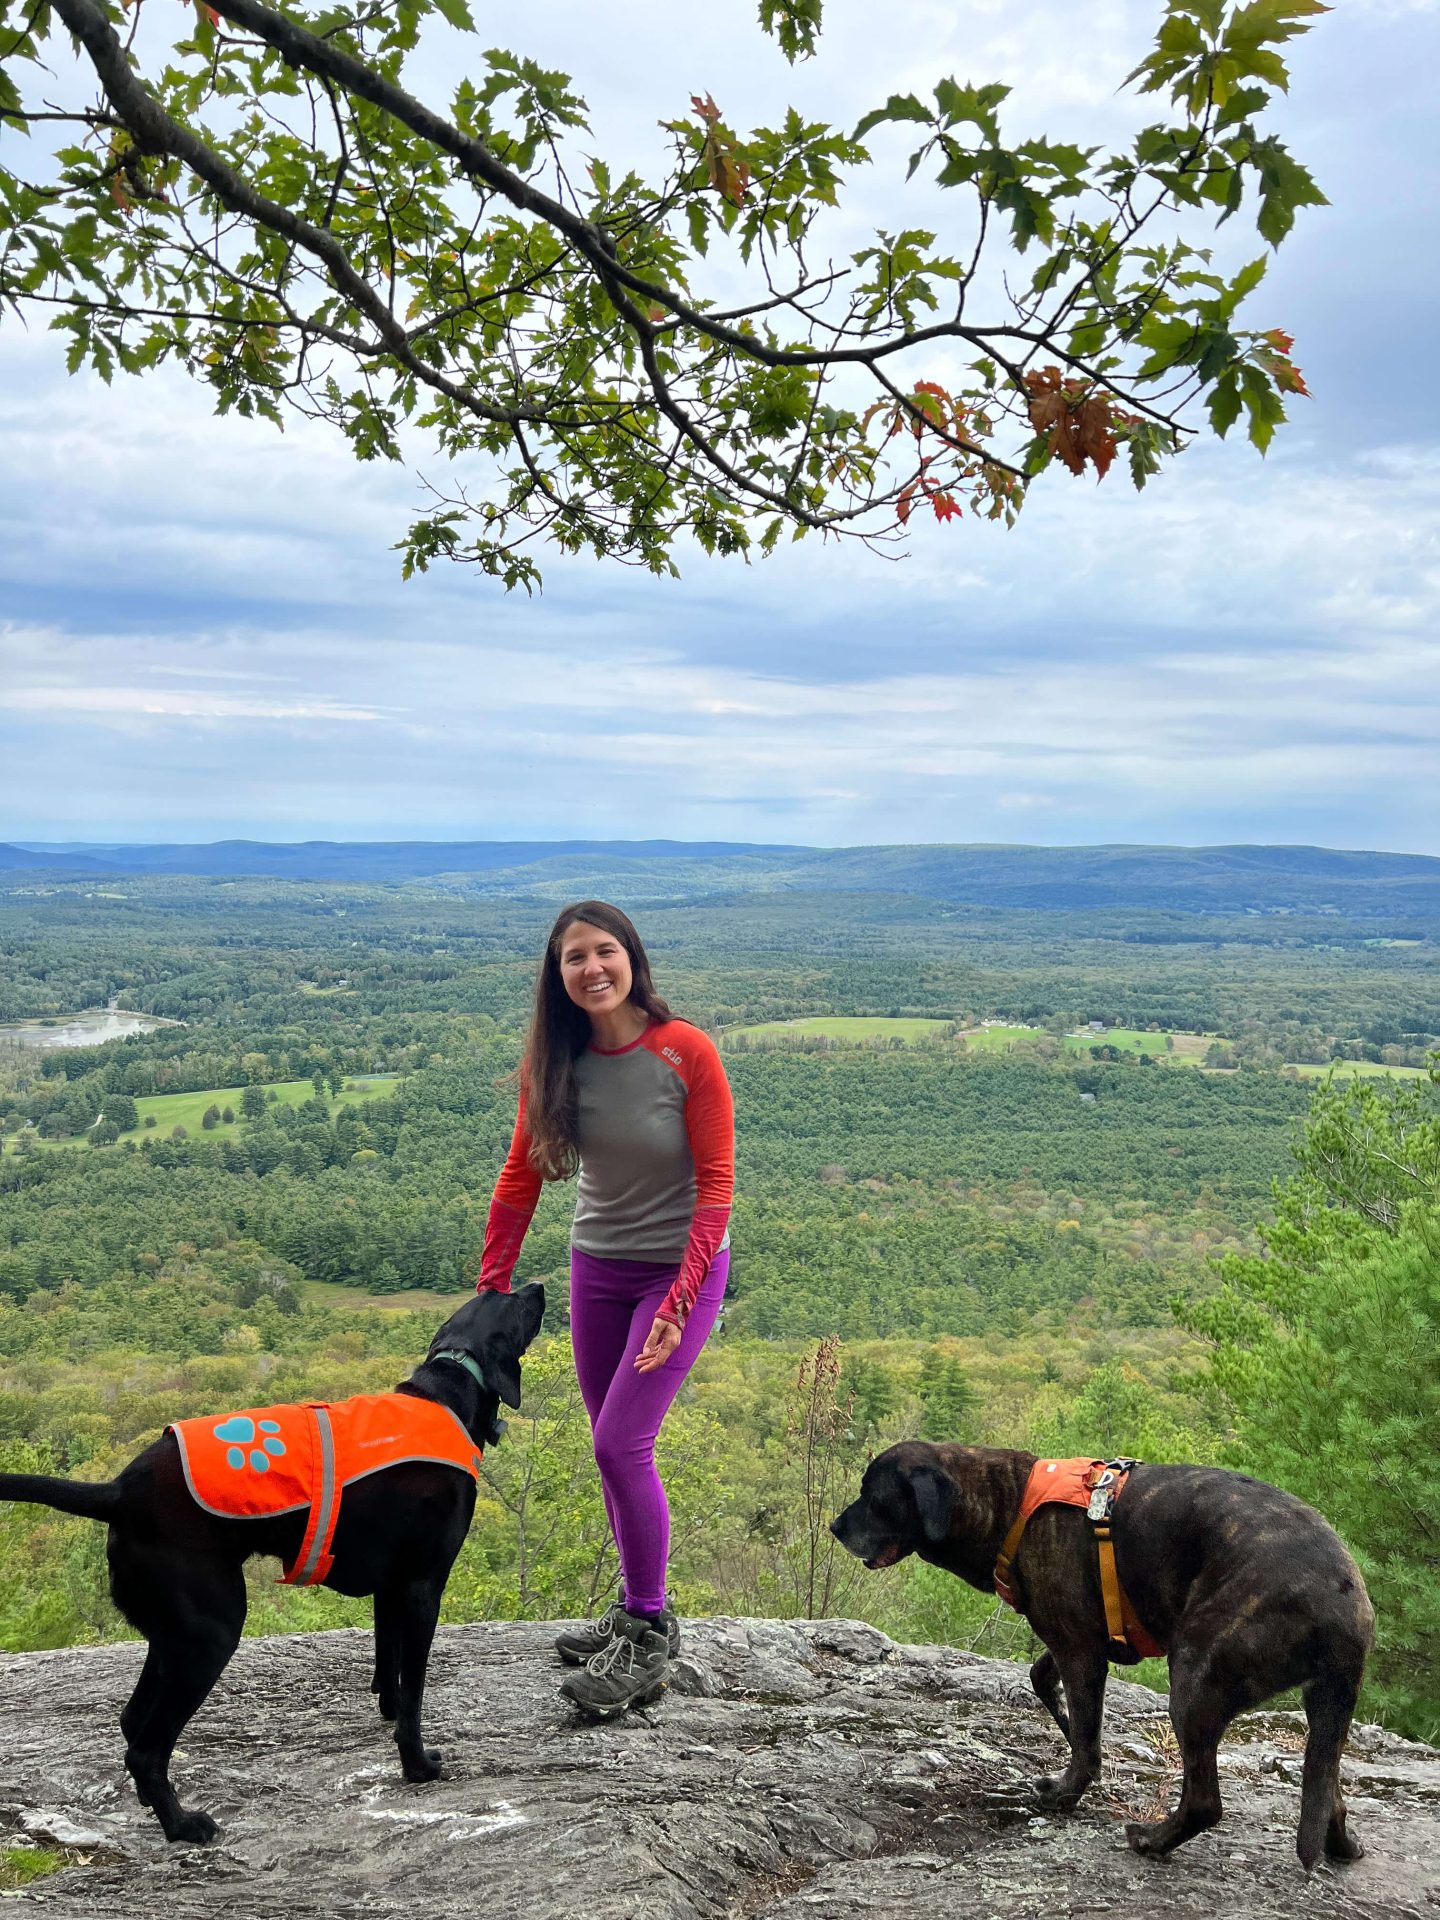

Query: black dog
left=831, top=1442, right=1374, bottom=1868
left=0, top=1284, right=544, bottom=1844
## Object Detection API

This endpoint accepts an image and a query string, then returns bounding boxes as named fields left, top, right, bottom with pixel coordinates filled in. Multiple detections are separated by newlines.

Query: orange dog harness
left=170, top=1392, right=484, bottom=1586
left=994, top=1456, right=1165, bottom=1662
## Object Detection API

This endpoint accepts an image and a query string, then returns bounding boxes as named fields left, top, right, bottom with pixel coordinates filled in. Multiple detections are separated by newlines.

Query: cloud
left=0, top=1, right=1437, bottom=852
left=4, top=587, right=1434, bottom=849
left=3, top=385, right=1437, bottom=847
left=4, top=670, right=387, bottom=727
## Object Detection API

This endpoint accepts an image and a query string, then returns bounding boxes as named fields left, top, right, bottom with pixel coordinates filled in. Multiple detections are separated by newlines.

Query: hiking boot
left=554, top=1599, right=680, bottom=1667
left=557, top=1610, right=671, bottom=1720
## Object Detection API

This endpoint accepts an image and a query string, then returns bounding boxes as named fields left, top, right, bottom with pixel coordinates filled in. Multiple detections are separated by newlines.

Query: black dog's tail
left=0, top=1471, right=123, bottom=1522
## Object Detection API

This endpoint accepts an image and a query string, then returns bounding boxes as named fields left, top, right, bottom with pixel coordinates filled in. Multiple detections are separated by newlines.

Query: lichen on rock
left=1, top=1619, right=1435, bottom=1917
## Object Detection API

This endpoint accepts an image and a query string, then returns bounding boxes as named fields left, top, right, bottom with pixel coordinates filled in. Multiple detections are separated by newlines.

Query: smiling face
left=557, top=919, right=635, bottom=1023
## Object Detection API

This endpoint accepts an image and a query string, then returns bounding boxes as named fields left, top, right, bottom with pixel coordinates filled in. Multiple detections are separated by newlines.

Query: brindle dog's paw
left=401, top=1747, right=442, bottom=1784
left=1125, top=1818, right=1168, bottom=1855
left=1325, top=1829, right=1364, bottom=1863
left=1031, top=1773, right=1084, bottom=1813
left=168, top=1809, right=220, bottom=1846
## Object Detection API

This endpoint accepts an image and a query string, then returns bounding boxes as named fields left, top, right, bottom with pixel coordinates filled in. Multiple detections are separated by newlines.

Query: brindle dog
left=831, top=1442, right=1374, bottom=1868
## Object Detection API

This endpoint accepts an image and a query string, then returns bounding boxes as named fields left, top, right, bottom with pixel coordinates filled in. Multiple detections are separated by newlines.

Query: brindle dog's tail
left=0, top=1472, right=123, bottom=1522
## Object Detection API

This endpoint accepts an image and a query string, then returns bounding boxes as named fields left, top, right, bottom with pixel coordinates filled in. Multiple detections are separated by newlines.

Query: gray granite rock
left=0, top=1618, right=1435, bottom=1918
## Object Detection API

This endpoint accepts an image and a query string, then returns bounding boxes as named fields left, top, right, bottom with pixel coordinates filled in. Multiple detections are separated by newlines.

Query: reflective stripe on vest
left=286, top=1407, right=339, bottom=1587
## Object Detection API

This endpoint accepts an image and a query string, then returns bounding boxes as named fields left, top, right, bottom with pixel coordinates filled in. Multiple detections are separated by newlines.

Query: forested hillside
left=0, top=1040, right=1311, bottom=1327
left=2, top=874, right=1434, bottom=1047
left=0, top=864, right=1435, bottom=1741
left=5, top=840, right=1438, bottom=922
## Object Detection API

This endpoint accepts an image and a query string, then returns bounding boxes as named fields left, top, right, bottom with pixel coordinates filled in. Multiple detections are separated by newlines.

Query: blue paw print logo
left=214, top=1416, right=286, bottom=1474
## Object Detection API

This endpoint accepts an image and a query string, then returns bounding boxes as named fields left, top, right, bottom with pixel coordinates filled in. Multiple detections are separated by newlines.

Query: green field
left=950, top=1023, right=1213, bottom=1061
left=304, top=1278, right=470, bottom=1315
left=5, top=1074, right=399, bottom=1154
left=723, top=1015, right=953, bottom=1046
left=1062, top=1027, right=1197, bottom=1058
left=956, top=1023, right=1044, bottom=1051
left=726, top=1016, right=1221, bottom=1060
left=1288, top=1059, right=1431, bottom=1079
left=719, top=1017, right=1434, bottom=1080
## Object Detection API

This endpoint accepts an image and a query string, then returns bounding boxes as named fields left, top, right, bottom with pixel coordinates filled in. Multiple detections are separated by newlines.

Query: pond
left=0, top=1008, right=175, bottom=1050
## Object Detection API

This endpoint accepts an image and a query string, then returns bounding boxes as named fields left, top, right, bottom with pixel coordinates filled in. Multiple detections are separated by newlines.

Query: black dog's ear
left=910, top=1463, right=956, bottom=1547
left=483, top=1348, right=523, bottom=1410
left=426, top=1292, right=483, bottom=1360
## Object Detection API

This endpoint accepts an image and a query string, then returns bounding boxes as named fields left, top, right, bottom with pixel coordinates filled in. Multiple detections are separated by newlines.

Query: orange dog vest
left=170, top=1392, right=484, bottom=1586
left=994, top=1456, right=1165, bottom=1662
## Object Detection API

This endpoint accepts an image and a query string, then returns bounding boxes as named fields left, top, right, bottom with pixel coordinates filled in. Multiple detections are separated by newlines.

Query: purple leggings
left=568, top=1244, right=728, bottom=1616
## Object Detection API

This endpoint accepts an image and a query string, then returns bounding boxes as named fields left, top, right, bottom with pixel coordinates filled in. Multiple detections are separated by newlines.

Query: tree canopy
left=1182, top=1073, right=1440, bottom=1738
left=0, top=0, right=1326, bottom=584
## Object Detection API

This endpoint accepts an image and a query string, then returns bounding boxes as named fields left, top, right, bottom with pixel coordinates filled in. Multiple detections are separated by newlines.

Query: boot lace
left=584, top=1631, right=643, bottom=1679
left=585, top=1604, right=619, bottom=1646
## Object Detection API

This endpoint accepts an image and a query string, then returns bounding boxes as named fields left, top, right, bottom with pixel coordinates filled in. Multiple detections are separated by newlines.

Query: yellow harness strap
left=1091, top=1517, right=1128, bottom=1650
left=994, top=1506, right=1030, bottom=1606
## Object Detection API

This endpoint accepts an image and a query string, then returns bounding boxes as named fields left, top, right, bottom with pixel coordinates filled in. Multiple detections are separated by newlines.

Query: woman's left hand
left=634, top=1316, right=683, bottom=1373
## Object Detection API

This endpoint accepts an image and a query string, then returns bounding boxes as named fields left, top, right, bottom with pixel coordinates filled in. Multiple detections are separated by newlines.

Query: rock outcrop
left=2, top=1618, right=1436, bottom=1918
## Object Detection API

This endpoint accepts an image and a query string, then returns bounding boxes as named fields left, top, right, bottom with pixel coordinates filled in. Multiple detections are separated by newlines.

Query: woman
left=476, top=900, right=734, bottom=1718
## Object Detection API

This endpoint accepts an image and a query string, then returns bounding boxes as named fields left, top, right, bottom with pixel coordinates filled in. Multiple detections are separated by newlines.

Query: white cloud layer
left=1, top=0, right=1437, bottom=852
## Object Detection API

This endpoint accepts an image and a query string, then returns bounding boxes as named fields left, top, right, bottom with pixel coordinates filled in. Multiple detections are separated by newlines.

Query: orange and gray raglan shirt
left=479, top=1019, right=735, bottom=1327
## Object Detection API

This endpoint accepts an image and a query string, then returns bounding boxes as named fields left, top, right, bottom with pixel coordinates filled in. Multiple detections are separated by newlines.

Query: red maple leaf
left=689, top=93, right=749, bottom=205
left=1254, top=342, right=1311, bottom=398
left=1076, top=394, right=1117, bottom=480
left=1024, top=366, right=1118, bottom=480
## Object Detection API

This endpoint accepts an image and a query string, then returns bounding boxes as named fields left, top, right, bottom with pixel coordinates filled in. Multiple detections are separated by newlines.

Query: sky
left=1, top=0, right=1437, bottom=853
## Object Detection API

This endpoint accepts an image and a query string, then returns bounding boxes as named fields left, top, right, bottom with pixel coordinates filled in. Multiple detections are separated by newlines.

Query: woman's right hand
left=633, top=1316, right=683, bottom=1374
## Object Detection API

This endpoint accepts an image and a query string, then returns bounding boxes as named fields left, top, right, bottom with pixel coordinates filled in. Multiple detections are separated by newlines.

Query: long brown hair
left=522, top=900, right=672, bottom=1179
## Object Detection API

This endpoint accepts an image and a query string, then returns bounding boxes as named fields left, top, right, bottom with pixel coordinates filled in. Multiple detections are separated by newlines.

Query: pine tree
left=1182, top=1073, right=1440, bottom=1740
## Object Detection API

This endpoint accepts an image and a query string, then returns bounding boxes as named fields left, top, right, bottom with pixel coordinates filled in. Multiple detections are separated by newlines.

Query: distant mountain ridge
left=0, top=838, right=797, bottom=879
left=1, top=838, right=1437, bottom=920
